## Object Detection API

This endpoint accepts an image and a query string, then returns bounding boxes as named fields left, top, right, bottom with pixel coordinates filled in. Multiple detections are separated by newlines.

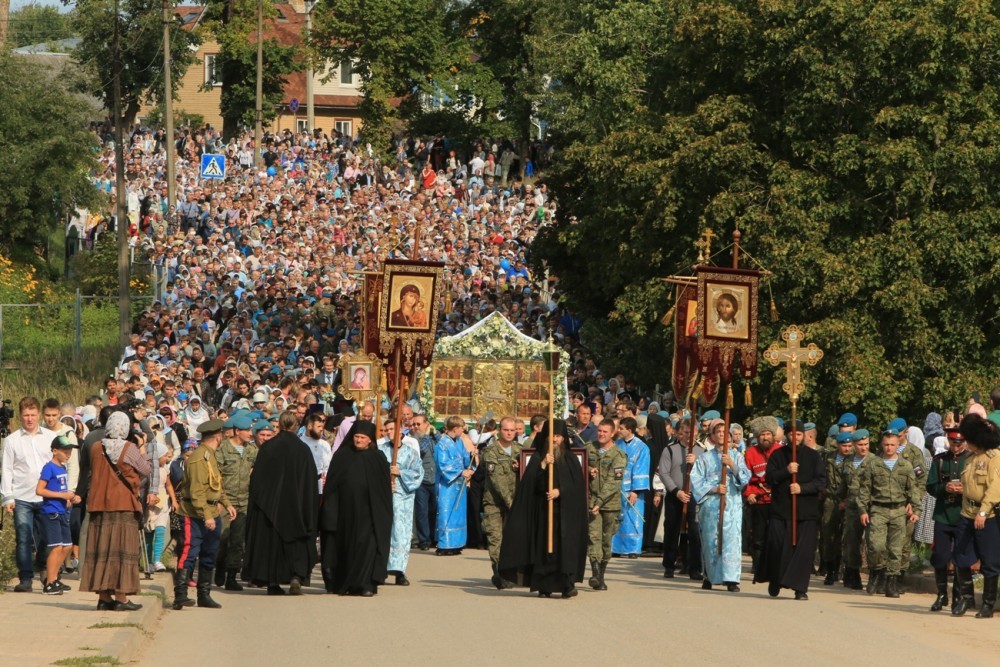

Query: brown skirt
left=80, top=511, right=141, bottom=594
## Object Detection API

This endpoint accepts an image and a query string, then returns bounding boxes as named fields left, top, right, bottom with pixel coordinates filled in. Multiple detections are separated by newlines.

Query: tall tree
left=0, top=50, right=99, bottom=252
left=71, top=0, right=200, bottom=129
left=9, top=3, right=73, bottom=48
left=201, top=0, right=301, bottom=139
left=535, top=0, right=1000, bottom=426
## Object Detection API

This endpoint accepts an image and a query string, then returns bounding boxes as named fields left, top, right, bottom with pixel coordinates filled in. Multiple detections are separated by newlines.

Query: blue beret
left=888, top=417, right=907, bottom=433
left=803, top=422, right=816, bottom=431
left=701, top=410, right=721, bottom=421
left=828, top=424, right=839, bottom=437
left=852, top=429, right=870, bottom=441
left=253, top=419, right=275, bottom=433
left=231, top=414, right=254, bottom=430
left=222, top=416, right=235, bottom=429
left=776, top=417, right=785, bottom=428
left=836, top=432, right=854, bottom=444
left=838, top=412, right=858, bottom=427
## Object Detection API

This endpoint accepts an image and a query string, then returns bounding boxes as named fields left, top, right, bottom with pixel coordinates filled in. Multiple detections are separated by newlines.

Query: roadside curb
left=99, top=579, right=167, bottom=665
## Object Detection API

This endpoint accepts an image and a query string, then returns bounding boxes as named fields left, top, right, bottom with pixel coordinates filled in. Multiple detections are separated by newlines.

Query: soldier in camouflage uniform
left=858, top=428, right=922, bottom=598
left=586, top=419, right=627, bottom=591
left=892, top=418, right=928, bottom=588
left=836, top=429, right=878, bottom=590
left=213, top=413, right=258, bottom=591
left=820, top=432, right=855, bottom=585
left=482, top=417, right=522, bottom=589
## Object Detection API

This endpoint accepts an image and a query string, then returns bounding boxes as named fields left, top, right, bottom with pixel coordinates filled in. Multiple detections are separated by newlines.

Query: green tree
left=201, top=0, right=301, bottom=139
left=535, top=0, right=1000, bottom=427
left=9, top=3, right=73, bottom=48
left=0, top=50, right=99, bottom=252
left=311, top=0, right=463, bottom=152
left=71, top=0, right=200, bottom=129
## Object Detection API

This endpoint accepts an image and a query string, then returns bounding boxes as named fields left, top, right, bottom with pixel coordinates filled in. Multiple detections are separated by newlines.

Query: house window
left=335, top=120, right=352, bottom=137
left=340, top=59, right=353, bottom=85
left=297, top=119, right=309, bottom=133
left=204, top=54, right=222, bottom=86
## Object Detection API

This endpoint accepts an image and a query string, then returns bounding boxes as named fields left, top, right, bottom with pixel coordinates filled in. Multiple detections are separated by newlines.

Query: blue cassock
left=378, top=439, right=424, bottom=573
left=691, top=447, right=750, bottom=584
left=611, top=437, right=651, bottom=555
left=435, top=434, right=471, bottom=549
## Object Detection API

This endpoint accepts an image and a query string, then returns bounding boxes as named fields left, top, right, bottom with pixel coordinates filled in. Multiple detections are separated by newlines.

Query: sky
left=11, top=0, right=71, bottom=10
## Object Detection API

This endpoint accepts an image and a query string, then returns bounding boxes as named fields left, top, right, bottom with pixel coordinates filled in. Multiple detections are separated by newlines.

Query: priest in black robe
left=319, top=420, right=392, bottom=597
left=754, top=420, right=826, bottom=600
left=498, top=419, right=588, bottom=598
left=242, top=416, right=319, bottom=595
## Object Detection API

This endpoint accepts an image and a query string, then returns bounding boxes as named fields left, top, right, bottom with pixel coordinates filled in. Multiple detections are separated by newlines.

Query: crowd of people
left=3, top=122, right=1000, bottom=619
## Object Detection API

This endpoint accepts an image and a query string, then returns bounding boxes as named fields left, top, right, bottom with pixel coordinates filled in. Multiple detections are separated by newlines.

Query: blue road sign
left=201, top=153, right=226, bottom=180
left=289, top=98, right=300, bottom=113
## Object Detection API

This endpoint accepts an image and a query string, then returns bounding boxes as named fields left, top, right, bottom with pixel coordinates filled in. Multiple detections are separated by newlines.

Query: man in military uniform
left=825, top=412, right=858, bottom=453
left=858, top=428, right=921, bottom=598
left=958, top=414, right=1000, bottom=618
left=482, top=417, right=522, bottom=589
left=890, top=417, right=927, bottom=588
left=172, top=420, right=237, bottom=610
left=586, top=418, right=627, bottom=590
left=837, top=429, right=877, bottom=590
left=213, top=413, right=258, bottom=591
left=925, top=426, right=973, bottom=613
left=820, top=432, right=854, bottom=585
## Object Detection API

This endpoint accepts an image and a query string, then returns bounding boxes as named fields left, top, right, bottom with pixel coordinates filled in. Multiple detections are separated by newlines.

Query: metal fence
left=0, top=293, right=152, bottom=366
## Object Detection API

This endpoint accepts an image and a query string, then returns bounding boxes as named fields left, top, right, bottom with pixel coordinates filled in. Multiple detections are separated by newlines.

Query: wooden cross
left=764, top=325, right=823, bottom=401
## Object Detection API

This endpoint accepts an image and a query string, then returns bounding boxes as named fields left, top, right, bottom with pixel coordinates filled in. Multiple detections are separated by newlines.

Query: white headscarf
left=103, top=411, right=132, bottom=463
left=184, top=396, right=209, bottom=437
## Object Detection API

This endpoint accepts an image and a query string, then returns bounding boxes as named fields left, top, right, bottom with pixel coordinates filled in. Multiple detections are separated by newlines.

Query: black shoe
left=931, top=569, right=949, bottom=612
left=13, top=580, right=32, bottom=593
left=43, top=581, right=63, bottom=595
left=267, top=585, right=286, bottom=595
left=626, top=554, right=639, bottom=560
left=823, top=572, right=836, bottom=586
left=112, top=600, right=143, bottom=612
left=768, top=582, right=780, bottom=598
left=418, top=544, right=431, bottom=551
left=589, top=559, right=601, bottom=589
left=885, top=574, right=900, bottom=599
left=866, top=569, right=883, bottom=596
left=726, top=582, right=740, bottom=593
left=289, top=577, right=303, bottom=595
left=702, top=580, right=712, bottom=591
left=97, top=599, right=115, bottom=610
left=663, top=569, right=675, bottom=579
left=225, top=570, right=244, bottom=592
left=795, top=591, right=809, bottom=601
left=360, top=589, right=375, bottom=597
left=395, top=574, right=410, bottom=586
left=689, top=572, right=704, bottom=581
left=491, top=574, right=503, bottom=589
left=562, top=587, right=578, bottom=599
left=538, top=591, right=551, bottom=598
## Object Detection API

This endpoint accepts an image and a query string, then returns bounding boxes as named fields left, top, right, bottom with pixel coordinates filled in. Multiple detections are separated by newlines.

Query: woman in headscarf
left=79, top=411, right=151, bottom=611
left=644, top=413, right=671, bottom=553
left=184, top=395, right=209, bottom=439
left=498, top=419, right=588, bottom=598
left=690, top=418, right=750, bottom=592
left=925, top=412, right=947, bottom=457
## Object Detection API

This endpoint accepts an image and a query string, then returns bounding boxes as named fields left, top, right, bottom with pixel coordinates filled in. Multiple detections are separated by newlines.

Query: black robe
left=644, top=414, right=671, bottom=549
left=498, top=445, right=588, bottom=593
left=243, top=431, right=319, bottom=585
left=754, top=444, right=826, bottom=592
left=319, top=443, right=392, bottom=594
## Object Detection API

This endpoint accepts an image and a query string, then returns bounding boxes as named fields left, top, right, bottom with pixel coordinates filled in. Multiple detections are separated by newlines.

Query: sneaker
left=154, top=562, right=167, bottom=572
left=43, top=581, right=63, bottom=595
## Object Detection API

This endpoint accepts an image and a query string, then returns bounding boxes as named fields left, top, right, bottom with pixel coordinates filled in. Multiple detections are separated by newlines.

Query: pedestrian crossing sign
left=201, top=153, right=226, bottom=180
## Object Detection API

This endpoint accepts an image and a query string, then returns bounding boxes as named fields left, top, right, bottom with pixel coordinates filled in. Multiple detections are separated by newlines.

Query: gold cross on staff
left=764, top=325, right=824, bottom=401
left=694, top=228, right=717, bottom=263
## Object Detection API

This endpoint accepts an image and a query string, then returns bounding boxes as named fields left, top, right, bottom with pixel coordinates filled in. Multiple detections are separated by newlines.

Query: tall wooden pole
left=716, top=230, right=741, bottom=554
left=790, top=399, right=798, bottom=545
left=680, top=375, right=700, bottom=534
left=113, top=0, right=130, bottom=348
left=305, top=0, right=315, bottom=133
left=253, top=0, right=263, bottom=167
left=547, top=369, right=555, bottom=553
left=162, top=0, right=176, bottom=214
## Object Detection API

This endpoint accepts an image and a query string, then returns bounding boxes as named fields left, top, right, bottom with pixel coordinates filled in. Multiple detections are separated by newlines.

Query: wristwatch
left=979, top=511, right=988, bottom=518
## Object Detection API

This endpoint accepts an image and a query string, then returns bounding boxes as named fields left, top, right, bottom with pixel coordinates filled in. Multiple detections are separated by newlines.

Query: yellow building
left=142, top=3, right=364, bottom=137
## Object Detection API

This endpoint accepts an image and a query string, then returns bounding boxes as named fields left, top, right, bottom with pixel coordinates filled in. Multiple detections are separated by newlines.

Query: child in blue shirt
left=36, top=435, right=81, bottom=595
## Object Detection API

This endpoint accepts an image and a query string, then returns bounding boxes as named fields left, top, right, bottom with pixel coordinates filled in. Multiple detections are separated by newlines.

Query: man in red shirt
left=744, top=416, right=781, bottom=576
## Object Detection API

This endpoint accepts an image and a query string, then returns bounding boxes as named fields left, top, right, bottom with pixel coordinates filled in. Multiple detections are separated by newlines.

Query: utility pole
left=162, top=0, right=176, bottom=213
left=254, top=0, right=263, bottom=167
left=113, top=0, right=130, bottom=347
left=305, top=0, right=314, bottom=134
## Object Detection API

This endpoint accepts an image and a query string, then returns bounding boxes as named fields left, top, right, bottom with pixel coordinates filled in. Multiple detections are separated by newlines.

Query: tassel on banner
left=745, top=383, right=753, bottom=407
left=726, top=384, right=735, bottom=410
left=661, top=302, right=676, bottom=326
left=692, top=377, right=705, bottom=402
left=770, top=294, right=778, bottom=322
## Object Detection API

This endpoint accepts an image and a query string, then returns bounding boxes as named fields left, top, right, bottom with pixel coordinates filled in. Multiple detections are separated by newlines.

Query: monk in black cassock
left=319, top=420, right=392, bottom=597
left=242, top=413, right=319, bottom=595
left=754, top=419, right=826, bottom=600
left=498, top=419, right=588, bottom=598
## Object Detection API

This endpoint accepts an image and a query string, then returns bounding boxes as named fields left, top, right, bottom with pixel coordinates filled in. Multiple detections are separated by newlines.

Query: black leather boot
left=976, top=575, right=997, bottom=618
left=952, top=567, right=975, bottom=616
left=224, top=569, right=244, bottom=591
left=885, top=574, right=900, bottom=598
left=172, top=568, right=194, bottom=610
left=588, top=559, right=601, bottom=589
left=197, top=567, right=222, bottom=608
left=596, top=561, right=609, bottom=591
left=823, top=561, right=836, bottom=585
left=491, top=562, right=503, bottom=590
left=930, top=568, right=948, bottom=611
left=866, top=569, right=884, bottom=596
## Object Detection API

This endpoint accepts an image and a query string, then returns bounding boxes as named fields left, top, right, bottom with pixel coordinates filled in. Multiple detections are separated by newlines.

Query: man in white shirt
left=1, top=397, right=56, bottom=592
left=301, top=413, right=332, bottom=493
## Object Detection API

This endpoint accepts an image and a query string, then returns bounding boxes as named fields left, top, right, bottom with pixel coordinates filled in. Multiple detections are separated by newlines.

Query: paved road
left=138, top=550, right=1000, bottom=667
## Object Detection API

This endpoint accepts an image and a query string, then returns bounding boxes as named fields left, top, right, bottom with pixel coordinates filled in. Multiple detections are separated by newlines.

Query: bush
left=0, top=513, right=17, bottom=590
